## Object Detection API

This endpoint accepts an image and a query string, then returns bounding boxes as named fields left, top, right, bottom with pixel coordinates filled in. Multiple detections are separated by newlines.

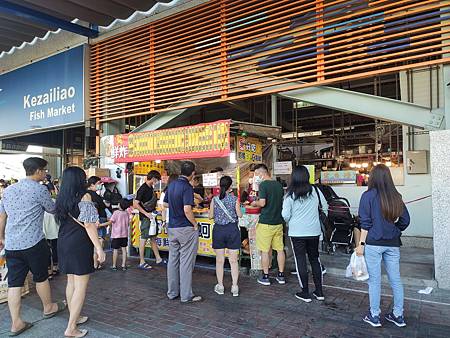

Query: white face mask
left=253, top=175, right=263, bottom=186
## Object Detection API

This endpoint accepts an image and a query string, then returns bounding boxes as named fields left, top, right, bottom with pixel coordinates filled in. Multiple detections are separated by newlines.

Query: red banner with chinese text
left=111, top=120, right=231, bottom=163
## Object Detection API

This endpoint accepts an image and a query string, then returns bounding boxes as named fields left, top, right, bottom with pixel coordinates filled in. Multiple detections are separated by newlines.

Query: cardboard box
left=85, top=167, right=110, bottom=178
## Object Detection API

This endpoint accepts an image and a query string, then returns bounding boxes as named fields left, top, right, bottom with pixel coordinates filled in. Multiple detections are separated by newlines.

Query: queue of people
left=0, top=157, right=411, bottom=336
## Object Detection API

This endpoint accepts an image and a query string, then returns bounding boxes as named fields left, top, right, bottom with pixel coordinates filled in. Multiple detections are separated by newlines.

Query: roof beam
left=0, top=0, right=98, bottom=38
left=278, top=86, right=444, bottom=130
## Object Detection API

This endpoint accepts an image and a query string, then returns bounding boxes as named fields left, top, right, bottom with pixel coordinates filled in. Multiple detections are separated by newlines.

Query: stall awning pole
left=271, top=95, right=278, bottom=175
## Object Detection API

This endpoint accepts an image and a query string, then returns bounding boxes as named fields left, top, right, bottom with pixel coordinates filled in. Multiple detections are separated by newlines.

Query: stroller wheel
left=345, top=246, right=353, bottom=254
left=332, top=244, right=336, bottom=253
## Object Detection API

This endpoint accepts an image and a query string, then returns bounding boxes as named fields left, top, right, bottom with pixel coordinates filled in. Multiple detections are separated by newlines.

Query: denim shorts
left=212, top=222, right=241, bottom=250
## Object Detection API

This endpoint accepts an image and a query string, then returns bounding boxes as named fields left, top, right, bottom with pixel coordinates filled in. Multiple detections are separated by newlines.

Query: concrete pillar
left=271, top=94, right=278, bottom=173
left=430, top=130, right=450, bottom=289
left=102, top=119, right=125, bottom=136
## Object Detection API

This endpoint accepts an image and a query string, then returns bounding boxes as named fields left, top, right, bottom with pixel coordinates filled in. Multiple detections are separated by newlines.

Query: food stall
left=106, top=119, right=280, bottom=269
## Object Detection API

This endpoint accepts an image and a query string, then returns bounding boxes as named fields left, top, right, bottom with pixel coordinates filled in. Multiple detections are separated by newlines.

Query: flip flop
left=65, top=329, right=88, bottom=338
left=155, top=259, right=168, bottom=266
left=137, top=263, right=152, bottom=271
left=9, top=322, right=33, bottom=336
left=77, top=316, right=89, bottom=325
left=43, top=301, right=66, bottom=319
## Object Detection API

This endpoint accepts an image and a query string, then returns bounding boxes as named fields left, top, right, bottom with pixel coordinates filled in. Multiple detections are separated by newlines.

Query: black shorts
left=212, top=222, right=241, bottom=250
left=5, top=239, right=50, bottom=287
left=111, top=238, right=128, bottom=249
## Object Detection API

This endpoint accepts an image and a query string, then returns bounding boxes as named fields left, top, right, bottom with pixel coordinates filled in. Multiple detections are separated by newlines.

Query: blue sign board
left=0, top=45, right=85, bottom=137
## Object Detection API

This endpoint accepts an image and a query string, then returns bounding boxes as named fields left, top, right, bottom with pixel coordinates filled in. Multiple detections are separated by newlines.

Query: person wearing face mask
left=87, top=176, right=108, bottom=270
left=133, top=170, right=164, bottom=270
left=251, top=164, right=286, bottom=286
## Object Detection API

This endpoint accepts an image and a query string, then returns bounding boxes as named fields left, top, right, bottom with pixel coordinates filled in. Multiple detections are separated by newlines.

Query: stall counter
left=131, top=209, right=216, bottom=257
left=130, top=209, right=263, bottom=271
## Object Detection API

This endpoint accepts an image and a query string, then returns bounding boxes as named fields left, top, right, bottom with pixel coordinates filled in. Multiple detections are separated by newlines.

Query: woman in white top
left=282, top=166, right=328, bottom=303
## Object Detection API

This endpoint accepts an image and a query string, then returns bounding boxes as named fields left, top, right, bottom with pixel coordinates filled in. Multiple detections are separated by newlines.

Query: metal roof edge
left=92, top=0, right=209, bottom=44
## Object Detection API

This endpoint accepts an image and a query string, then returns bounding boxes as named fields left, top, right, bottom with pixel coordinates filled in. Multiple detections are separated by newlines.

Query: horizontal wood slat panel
left=91, top=0, right=450, bottom=122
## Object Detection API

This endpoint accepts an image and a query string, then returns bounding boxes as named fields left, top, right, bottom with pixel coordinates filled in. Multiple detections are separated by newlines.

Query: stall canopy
left=102, top=120, right=281, bottom=163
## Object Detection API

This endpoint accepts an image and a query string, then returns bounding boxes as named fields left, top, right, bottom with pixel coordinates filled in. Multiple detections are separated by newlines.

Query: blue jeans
left=365, top=245, right=404, bottom=317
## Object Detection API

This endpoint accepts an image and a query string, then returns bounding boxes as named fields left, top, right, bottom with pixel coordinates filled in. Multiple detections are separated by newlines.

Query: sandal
left=155, top=259, right=168, bottom=266
left=181, top=295, right=203, bottom=304
left=43, top=301, right=67, bottom=319
left=137, top=263, right=152, bottom=271
left=77, top=316, right=89, bottom=325
left=65, top=329, right=88, bottom=337
left=9, top=322, right=33, bottom=336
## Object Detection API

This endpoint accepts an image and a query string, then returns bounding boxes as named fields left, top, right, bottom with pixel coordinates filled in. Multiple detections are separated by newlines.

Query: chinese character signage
left=0, top=46, right=85, bottom=137
left=321, top=170, right=356, bottom=184
left=274, top=161, right=292, bottom=175
left=237, top=136, right=262, bottom=163
left=111, top=120, right=231, bottom=163
left=131, top=214, right=217, bottom=257
left=133, top=161, right=164, bottom=175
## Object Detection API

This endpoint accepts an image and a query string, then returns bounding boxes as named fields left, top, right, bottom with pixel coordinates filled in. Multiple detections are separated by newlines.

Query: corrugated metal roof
left=0, top=0, right=174, bottom=54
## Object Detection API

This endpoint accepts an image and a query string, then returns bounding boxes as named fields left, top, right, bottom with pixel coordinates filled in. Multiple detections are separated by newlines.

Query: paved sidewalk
left=1, top=257, right=449, bottom=338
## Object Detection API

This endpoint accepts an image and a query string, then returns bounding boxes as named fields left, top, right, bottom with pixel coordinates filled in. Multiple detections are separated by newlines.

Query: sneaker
left=363, top=312, right=382, bottom=327
left=313, top=290, right=325, bottom=301
left=295, top=291, right=312, bottom=303
left=214, top=284, right=224, bottom=295
left=231, top=285, right=239, bottom=297
left=290, top=270, right=298, bottom=275
left=385, top=312, right=406, bottom=327
left=257, top=275, right=271, bottom=286
left=321, top=265, right=327, bottom=275
left=275, top=273, right=286, bottom=285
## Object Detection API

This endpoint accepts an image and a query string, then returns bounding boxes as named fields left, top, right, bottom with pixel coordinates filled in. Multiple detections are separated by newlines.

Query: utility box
left=406, top=150, right=428, bottom=174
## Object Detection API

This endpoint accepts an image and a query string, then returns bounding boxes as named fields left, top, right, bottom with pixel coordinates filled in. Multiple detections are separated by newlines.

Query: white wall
left=331, top=128, right=432, bottom=238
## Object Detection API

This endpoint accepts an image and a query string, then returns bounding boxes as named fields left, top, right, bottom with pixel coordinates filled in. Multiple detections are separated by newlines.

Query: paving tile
left=1, top=256, right=450, bottom=338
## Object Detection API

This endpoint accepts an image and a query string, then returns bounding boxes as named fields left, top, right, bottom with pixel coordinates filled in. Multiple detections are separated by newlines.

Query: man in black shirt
left=134, top=170, right=162, bottom=270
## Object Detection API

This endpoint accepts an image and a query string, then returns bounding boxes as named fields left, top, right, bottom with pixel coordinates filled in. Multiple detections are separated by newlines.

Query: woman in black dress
left=56, top=167, right=106, bottom=338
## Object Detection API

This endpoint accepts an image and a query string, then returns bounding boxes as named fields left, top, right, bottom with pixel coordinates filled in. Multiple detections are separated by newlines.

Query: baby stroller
left=315, top=184, right=356, bottom=254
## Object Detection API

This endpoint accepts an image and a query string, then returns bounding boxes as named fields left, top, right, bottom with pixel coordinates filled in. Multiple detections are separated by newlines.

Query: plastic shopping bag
left=345, top=252, right=369, bottom=281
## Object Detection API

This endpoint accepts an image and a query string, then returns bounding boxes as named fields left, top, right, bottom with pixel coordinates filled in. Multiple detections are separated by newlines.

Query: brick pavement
left=1, top=257, right=450, bottom=338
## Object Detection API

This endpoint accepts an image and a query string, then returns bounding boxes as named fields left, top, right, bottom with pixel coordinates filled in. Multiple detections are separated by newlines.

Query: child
left=105, top=199, right=130, bottom=271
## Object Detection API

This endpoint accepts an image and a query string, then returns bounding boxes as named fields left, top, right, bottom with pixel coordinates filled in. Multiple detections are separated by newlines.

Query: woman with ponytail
left=209, top=176, right=242, bottom=296
left=356, top=164, right=410, bottom=328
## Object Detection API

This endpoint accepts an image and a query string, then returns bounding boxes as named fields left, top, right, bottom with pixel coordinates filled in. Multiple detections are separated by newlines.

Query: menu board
left=237, top=136, right=262, bottom=163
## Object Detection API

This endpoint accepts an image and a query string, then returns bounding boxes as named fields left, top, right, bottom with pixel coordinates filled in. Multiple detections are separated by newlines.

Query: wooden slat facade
left=91, top=0, right=450, bottom=122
